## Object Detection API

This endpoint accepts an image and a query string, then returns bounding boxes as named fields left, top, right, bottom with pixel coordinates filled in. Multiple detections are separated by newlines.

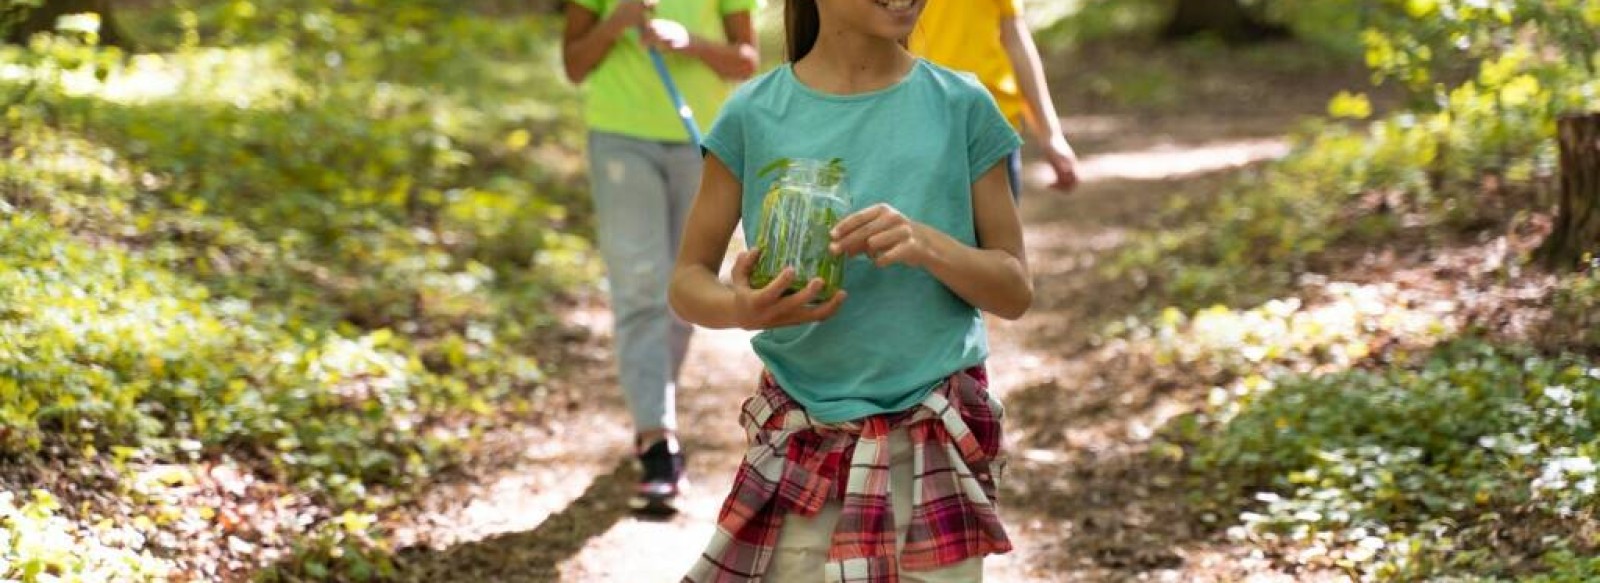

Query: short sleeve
left=998, top=0, right=1024, bottom=18
left=702, top=91, right=748, bottom=182
left=966, top=90, right=1022, bottom=182
left=720, top=0, right=760, bottom=16
left=569, top=0, right=607, bottom=14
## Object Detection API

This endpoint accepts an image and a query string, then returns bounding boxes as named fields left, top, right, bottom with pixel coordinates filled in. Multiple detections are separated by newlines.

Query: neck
left=795, top=27, right=913, bottom=95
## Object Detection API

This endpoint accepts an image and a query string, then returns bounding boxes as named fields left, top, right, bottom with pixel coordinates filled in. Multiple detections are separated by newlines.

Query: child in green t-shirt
left=560, top=0, right=757, bottom=514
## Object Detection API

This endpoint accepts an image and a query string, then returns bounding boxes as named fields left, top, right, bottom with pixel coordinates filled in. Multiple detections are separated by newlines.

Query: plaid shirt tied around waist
left=685, top=366, right=1011, bottom=583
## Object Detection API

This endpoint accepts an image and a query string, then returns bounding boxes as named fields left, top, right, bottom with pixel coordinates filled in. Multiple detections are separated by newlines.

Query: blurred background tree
left=1160, top=0, right=1289, bottom=43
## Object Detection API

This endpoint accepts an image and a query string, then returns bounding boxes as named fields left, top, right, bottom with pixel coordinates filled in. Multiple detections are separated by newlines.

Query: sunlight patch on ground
left=388, top=422, right=630, bottom=552
left=1136, top=282, right=1460, bottom=425
left=1045, top=138, right=1291, bottom=184
left=6, top=46, right=300, bottom=107
left=1147, top=282, right=1459, bottom=374
left=558, top=323, right=758, bottom=582
left=556, top=482, right=726, bottom=582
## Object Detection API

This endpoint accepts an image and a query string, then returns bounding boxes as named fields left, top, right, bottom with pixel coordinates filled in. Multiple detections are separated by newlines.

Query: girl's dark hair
left=784, top=0, right=820, bottom=62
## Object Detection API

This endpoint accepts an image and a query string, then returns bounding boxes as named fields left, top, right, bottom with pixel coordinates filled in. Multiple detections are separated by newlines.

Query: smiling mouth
left=874, top=0, right=916, bottom=13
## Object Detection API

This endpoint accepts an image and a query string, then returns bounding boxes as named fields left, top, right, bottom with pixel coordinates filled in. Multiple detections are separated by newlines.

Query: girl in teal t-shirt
left=669, top=0, right=1029, bottom=578
left=561, top=0, right=756, bottom=515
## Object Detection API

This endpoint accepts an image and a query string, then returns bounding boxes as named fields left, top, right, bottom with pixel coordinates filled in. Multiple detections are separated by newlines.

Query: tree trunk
left=6, top=0, right=127, bottom=47
left=1541, top=113, right=1600, bottom=269
left=1161, top=0, right=1290, bottom=44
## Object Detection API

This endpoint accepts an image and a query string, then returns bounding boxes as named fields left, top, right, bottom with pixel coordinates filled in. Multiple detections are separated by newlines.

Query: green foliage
left=1138, top=283, right=1454, bottom=378
left=0, top=489, right=175, bottom=582
left=0, top=1, right=44, bottom=39
left=0, top=208, right=480, bottom=502
left=1036, top=0, right=1373, bottom=56
left=1359, top=0, right=1600, bottom=100
left=1524, top=549, right=1600, bottom=583
left=0, top=0, right=584, bottom=471
left=1552, top=257, right=1600, bottom=351
left=1115, top=0, right=1599, bottom=309
left=0, top=1, right=590, bottom=578
left=256, top=511, right=394, bottom=583
left=1168, top=340, right=1600, bottom=579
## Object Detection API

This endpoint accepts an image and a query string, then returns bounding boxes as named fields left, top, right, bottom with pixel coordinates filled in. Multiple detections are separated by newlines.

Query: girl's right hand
left=730, top=249, right=847, bottom=330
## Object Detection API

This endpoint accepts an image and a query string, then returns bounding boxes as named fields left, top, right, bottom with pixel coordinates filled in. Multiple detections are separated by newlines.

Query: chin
left=868, top=0, right=923, bottom=37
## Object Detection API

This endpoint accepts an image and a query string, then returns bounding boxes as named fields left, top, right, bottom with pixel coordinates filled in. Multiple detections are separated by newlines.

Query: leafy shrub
left=0, top=210, right=491, bottom=498
left=256, top=511, right=394, bottom=583
left=0, top=0, right=585, bottom=513
left=1167, top=340, right=1600, bottom=579
left=1552, top=257, right=1600, bottom=351
left=1135, top=283, right=1455, bottom=383
left=0, top=489, right=175, bottom=582
left=1113, top=0, right=1600, bottom=309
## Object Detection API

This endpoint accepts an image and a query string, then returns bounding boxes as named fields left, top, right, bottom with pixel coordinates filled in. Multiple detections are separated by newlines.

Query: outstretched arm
left=1000, top=14, right=1080, bottom=191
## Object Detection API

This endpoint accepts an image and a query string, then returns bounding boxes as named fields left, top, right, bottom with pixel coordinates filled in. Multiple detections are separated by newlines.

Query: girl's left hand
left=829, top=204, right=934, bottom=268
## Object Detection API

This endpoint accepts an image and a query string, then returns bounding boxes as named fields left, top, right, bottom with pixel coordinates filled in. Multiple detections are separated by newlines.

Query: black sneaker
left=630, top=438, right=686, bottom=516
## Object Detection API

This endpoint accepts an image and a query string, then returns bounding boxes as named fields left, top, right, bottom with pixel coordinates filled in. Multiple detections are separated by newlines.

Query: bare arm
left=1000, top=15, right=1080, bottom=191
left=830, top=162, right=1033, bottom=319
left=671, top=12, right=759, bottom=81
left=561, top=1, right=650, bottom=84
left=670, top=155, right=846, bottom=329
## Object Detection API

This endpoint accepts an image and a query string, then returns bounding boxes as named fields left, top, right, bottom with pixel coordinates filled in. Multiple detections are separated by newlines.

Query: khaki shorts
left=764, top=428, right=985, bottom=583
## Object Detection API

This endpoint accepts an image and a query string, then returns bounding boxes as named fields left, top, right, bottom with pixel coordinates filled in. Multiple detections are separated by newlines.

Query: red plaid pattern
left=685, top=367, right=1010, bottom=582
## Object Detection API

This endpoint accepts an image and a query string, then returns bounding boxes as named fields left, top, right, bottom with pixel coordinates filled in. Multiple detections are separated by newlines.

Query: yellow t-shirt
left=909, top=0, right=1026, bottom=128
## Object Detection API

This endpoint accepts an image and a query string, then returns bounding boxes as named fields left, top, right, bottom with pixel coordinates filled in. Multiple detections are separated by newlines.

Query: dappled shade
left=1, top=0, right=1598, bottom=581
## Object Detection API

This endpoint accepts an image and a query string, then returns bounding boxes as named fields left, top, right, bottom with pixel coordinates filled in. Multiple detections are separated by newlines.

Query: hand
left=829, top=204, right=934, bottom=268
left=1043, top=134, right=1081, bottom=192
left=641, top=18, right=692, bottom=51
left=607, top=0, right=654, bottom=32
left=729, top=249, right=847, bottom=330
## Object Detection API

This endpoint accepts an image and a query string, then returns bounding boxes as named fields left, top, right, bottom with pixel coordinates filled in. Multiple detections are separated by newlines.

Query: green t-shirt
left=569, top=0, right=755, bottom=142
left=703, top=60, right=1022, bottom=423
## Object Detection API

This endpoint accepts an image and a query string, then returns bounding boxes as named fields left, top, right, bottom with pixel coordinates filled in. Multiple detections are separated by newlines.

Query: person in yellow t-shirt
left=910, top=0, right=1081, bottom=194
left=561, top=0, right=758, bottom=514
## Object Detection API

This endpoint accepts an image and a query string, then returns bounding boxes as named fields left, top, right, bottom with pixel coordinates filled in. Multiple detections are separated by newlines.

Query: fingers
left=1052, top=170, right=1080, bottom=192
left=755, top=267, right=797, bottom=305
left=831, top=205, right=901, bottom=256
left=738, top=275, right=848, bottom=329
left=770, top=277, right=823, bottom=314
left=768, top=282, right=847, bottom=327
left=731, top=248, right=760, bottom=288
left=807, top=289, right=848, bottom=320
left=874, top=243, right=917, bottom=268
left=863, top=227, right=908, bottom=259
left=829, top=204, right=884, bottom=245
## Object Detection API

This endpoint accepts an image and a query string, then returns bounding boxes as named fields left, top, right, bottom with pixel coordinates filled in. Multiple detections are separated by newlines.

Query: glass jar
left=750, top=158, right=850, bottom=302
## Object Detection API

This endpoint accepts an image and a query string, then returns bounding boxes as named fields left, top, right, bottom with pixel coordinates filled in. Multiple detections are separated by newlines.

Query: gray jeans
left=586, top=131, right=700, bottom=433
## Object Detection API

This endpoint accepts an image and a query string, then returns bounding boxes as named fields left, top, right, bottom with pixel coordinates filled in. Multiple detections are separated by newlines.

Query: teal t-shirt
left=702, top=59, right=1022, bottom=422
